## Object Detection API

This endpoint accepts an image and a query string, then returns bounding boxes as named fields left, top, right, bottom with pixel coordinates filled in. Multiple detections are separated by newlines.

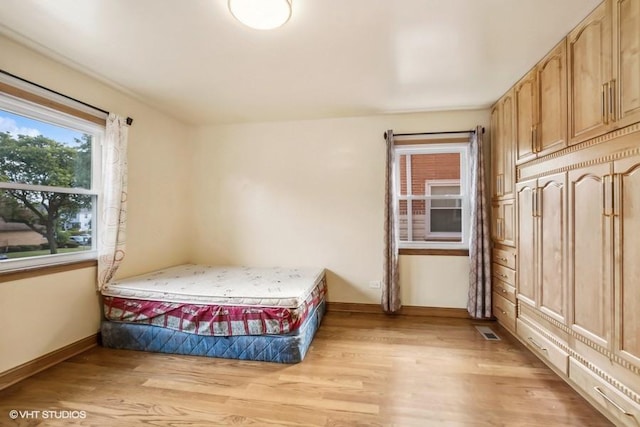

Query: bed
left=100, top=265, right=326, bottom=363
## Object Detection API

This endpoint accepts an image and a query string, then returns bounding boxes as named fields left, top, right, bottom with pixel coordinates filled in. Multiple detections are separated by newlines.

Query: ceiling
left=0, top=0, right=601, bottom=125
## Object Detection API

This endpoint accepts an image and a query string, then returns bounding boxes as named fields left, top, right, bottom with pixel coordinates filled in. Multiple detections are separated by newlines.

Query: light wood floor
left=1, top=312, right=612, bottom=426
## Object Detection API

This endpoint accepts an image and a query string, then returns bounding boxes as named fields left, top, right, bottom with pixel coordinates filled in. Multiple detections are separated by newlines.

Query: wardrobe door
left=568, top=164, right=613, bottom=349
left=516, top=180, right=536, bottom=306
left=614, top=154, right=640, bottom=366
left=538, top=173, right=567, bottom=324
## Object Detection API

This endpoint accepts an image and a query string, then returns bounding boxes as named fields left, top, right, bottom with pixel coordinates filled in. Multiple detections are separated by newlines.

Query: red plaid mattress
left=103, top=277, right=326, bottom=337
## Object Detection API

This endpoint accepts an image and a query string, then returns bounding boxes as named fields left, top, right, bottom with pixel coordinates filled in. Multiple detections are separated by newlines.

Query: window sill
left=0, top=259, right=97, bottom=283
left=399, top=248, right=469, bottom=256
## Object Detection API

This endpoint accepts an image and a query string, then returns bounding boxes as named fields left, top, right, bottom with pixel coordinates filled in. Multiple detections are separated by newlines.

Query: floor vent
left=475, top=326, right=501, bottom=341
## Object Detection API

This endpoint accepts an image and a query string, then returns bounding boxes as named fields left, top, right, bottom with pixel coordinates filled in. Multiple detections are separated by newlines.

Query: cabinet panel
left=538, top=40, right=568, bottom=157
left=568, top=164, right=612, bottom=348
left=491, top=203, right=501, bottom=242
left=615, top=0, right=640, bottom=128
left=516, top=180, right=536, bottom=306
left=490, top=105, right=503, bottom=199
left=502, top=199, right=515, bottom=247
left=515, top=71, right=537, bottom=164
left=538, top=173, right=567, bottom=323
left=568, top=2, right=613, bottom=143
left=614, top=156, right=640, bottom=365
left=491, top=199, right=515, bottom=247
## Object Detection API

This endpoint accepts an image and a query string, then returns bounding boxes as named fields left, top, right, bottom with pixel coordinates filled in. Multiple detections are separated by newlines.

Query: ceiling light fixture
left=228, top=0, right=292, bottom=30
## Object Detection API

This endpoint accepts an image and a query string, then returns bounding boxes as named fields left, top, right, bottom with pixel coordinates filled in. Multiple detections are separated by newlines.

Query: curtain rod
left=0, top=69, right=133, bottom=126
left=383, top=128, right=484, bottom=140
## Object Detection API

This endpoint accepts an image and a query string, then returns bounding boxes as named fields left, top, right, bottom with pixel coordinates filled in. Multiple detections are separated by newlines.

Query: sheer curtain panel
left=97, top=114, right=128, bottom=290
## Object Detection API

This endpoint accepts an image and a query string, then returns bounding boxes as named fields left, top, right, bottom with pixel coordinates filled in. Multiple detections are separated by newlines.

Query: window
left=0, top=91, right=103, bottom=270
left=395, top=141, right=470, bottom=250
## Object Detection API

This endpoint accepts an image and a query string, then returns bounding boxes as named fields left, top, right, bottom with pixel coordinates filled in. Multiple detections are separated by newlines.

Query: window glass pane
left=398, top=199, right=408, bottom=241
left=410, top=153, right=460, bottom=196
left=412, top=199, right=425, bottom=212
left=398, top=154, right=408, bottom=195
left=430, top=185, right=460, bottom=196
left=399, top=199, right=407, bottom=215
left=398, top=200, right=430, bottom=242
left=430, top=209, right=462, bottom=233
left=411, top=213, right=426, bottom=241
left=0, top=189, right=93, bottom=260
left=431, top=197, right=462, bottom=208
left=0, top=110, right=92, bottom=189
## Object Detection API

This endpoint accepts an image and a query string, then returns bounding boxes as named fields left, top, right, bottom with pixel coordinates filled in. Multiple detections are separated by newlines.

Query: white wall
left=0, top=35, right=192, bottom=373
left=400, top=256, right=470, bottom=308
left=191, top=109, right=489, bottom=307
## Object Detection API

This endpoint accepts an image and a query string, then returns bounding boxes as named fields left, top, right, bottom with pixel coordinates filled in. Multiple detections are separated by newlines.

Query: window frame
left=0, top=92, right=104, bottom=272
left=394, top=142, right=470, bottom=250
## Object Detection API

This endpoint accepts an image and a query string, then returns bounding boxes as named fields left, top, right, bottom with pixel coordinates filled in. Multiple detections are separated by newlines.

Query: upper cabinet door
left=491, top=91, right=516, bottom=199
left=613, top=0, right=640, bottom=128
left=501, top=92, right=516, bottom=199
left=537, top=40, right=568, bottom=157
left=568, top=1, right=613, bottom=144
left=515, top=70, right=538, bottom=165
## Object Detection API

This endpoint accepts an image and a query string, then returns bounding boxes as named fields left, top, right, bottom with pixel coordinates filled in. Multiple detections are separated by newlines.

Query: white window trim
left=394, top=142, right=470, bottom=250
left=0, top=92, right=103, bottom=272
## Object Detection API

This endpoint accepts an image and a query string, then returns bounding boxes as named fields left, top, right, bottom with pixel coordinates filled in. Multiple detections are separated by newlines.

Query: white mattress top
left=101, top=264, right=325, bottom=308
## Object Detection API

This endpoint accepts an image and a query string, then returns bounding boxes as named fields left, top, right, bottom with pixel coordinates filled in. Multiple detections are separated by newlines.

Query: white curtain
left=97, top=114, right=128, bottom=290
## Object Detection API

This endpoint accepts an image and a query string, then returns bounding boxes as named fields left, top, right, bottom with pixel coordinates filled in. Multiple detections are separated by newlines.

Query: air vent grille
left=475, top=325, right=501, bottom=341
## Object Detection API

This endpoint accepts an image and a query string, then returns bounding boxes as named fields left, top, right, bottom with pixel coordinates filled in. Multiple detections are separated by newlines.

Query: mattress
left=101, top=264, right=325, bottom=307
left=102, top=276, right=326, bottom=336
left=101, top=299, right=326, bottom=364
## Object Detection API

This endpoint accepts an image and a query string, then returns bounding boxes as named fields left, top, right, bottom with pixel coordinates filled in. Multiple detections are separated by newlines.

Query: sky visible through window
left=0, top=109, right=84, bottom=146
